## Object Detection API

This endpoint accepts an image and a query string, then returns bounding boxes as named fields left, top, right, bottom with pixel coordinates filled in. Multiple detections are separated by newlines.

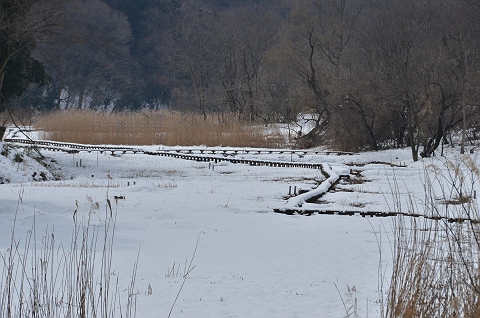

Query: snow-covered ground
left=1, top=132, right=479, bottom=317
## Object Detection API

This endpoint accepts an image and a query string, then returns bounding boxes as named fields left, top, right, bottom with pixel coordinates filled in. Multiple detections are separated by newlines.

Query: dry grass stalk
left=34, top=110, right=286, bottom=147
left=387, top=156, right=480, bottom=317
left=0, top=198, right=138, bottom=317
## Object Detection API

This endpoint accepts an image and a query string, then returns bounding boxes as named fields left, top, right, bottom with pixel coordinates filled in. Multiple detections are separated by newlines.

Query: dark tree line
left=1, top=0, right=479, bottom=159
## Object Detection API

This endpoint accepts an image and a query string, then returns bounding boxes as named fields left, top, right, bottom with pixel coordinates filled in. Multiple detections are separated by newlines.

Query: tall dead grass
left=0, top=197, right=138, bottom=317
left=34, top=110, right=285, bottom=147
left=387, top=156, right=480, bottom=317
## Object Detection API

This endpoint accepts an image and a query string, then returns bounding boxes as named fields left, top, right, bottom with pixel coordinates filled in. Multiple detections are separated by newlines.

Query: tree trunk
left=78, top=88, right=85, bottom=109
left=0, top=71, right=4, bottom=106
left=420, top=106, right=446, bottom=158
left=0, top=53, right=9, bottom=99
left=406, top=98, right=419, bottom=161
left=296, top=124, right=322, bottom=149
left=296, top=117, right=327, bottom=149
left=0, top=126, right=6, bottom=140
left=347, top=98, right=379, bottom=151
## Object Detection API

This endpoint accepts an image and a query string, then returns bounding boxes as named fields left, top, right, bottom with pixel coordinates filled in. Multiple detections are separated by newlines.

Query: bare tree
left=355, top=0, right=479, bottom=160
left=161, top=1, right=219, bottom=117
left=213, top=5, right=279, bottom=121
left=358, top=0, right=440, bottom=161
left=283, top=0, right=363, bottom=148
left=37, top=0, right=133, bottom=110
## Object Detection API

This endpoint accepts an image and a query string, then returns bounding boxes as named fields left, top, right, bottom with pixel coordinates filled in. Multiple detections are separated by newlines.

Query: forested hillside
left=1, top=0, right=479, bottom=158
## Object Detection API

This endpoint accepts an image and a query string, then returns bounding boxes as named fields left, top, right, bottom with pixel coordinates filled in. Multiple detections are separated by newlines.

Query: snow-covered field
left=1, top=132, right=479, bottom=317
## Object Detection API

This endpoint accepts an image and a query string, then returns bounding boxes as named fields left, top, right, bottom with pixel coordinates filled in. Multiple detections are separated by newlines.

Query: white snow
left=1, top=136, right=479, bottom=317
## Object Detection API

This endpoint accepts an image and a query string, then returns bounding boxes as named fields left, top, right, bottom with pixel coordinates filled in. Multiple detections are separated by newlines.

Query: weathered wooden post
left=0, top=126, right=6, bottom=140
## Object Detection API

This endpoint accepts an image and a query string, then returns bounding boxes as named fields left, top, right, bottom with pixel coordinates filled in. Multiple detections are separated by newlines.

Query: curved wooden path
left=3, top=137, right=357, bottom=169
left=6, top=137, right=475, bottom=224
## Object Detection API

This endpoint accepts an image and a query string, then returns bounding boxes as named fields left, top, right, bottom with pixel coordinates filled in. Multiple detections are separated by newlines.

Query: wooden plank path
left=158, top=147, right=355, bottom=156
left=273, top=208, right=480, bottom=224
left=4, top=138, right=354, bottom=156
left=4, top=138, right=330, bottom=169
left=6, top=137, right=477, bottom=224
left=145, top=151, right=325, bottom=169
left=4, top=138, right=139, bottom=154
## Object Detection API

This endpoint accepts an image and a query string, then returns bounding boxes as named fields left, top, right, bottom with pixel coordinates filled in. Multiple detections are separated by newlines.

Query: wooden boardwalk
left=274, top=205, right=480, bottom=224
left=4, top=138, right=354, bottom=169
left=6, top=137, right=477, bottom=224
left=4, top=138, right=354, bottom=156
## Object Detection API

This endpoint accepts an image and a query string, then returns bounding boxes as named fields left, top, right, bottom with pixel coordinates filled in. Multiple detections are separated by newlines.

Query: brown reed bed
left=34, top=110, right=286, bottom=147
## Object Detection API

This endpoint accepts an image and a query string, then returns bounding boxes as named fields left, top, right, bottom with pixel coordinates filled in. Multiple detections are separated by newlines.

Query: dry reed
left=387, top=156, right=480, bottom=317
left=0, top=197, right=138, bottom=317
left=34, top=110, right=285, bottom=147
